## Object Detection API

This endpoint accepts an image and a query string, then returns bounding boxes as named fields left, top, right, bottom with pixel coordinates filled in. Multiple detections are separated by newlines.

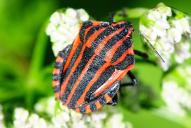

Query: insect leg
left=134, top=50, right=148, bottom=59
left=107, top=94, right=118, bottom=106
left=121, top=71, right=138, bottom=87
left=109, top=12, right=115, bottom=23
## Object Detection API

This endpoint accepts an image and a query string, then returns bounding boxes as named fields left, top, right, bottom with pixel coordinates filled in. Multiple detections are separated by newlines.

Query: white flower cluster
left=139, top=3, right=191, bottom=70
left=46, top=8, right=89, bottom=56
left=34, top=96, right=132, bottom=128
left=10, top=97, right=132, bottom=128
left=13, top=108, right=48, bottom=128
left=0, top=105, right=5, bottom=128
left=162, top=65, right=191, bottom=116
left=105, top=114, right=133, bottom=128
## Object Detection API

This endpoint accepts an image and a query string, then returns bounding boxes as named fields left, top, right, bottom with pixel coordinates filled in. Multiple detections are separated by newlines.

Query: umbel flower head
left=162, top=65, right=191, bottom=116
left=46, top=8, right=89, bottom=56
left=11, top=96, right=132, bottom=128
left=139, top=3, right=191, bottom=70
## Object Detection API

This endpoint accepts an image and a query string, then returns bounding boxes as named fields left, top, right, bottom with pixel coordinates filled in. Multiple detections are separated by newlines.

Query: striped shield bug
left=52, top=19, right=148, bottom=114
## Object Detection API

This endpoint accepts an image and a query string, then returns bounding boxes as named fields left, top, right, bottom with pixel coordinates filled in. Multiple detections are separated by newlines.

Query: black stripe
left=54, top=85, right=60, bottom=92
left=53, top=45, right=71, bottom=93
left=108, top=91, right=115, bottom=98
left=62, top=23, right=92, bottom=80
left=99, top=96, right=107, bottom=104
left=114, top=55, right=135, bottom=70
left=85, top=22, right=110, bottom=41
left=59, top=45, right=71, bottom=57
left=90, top=22, right=128, bottom=50
left=55, top=44, right=71, bottom=69
left=62, top=44, right=82, bottom=80
left=67, top=55, right=105, bottom=108
left=52, top=74, right=60, bottom=81
left=61, top=47, right=94, bottom=104
left=79, top=105, right=86, bottom=113
left=62, top=23, right=127, bottom=83
left=90, top=103, right=97, bottom=111
left=107, top=82, right=120, bottom=97
left=98, top=82, right=119, bottom=105
left=54, top=62, right=63, bottom=69
left=61, top=24, right=126, bottom=105
left=111, top=39, right=132, bottom=63
left=98, top=28, right=130, bottom=59
left=85, top=66, right=115, bottom=102
left=80, top=21, right=93, bottom=42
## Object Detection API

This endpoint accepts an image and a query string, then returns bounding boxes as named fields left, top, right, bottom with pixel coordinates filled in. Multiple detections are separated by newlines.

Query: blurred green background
left=1, top=0, right=191, bottom=128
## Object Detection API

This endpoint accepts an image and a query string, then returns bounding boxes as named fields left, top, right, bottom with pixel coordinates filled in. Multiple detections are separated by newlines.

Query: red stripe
left=76, top=63, right=109, bottom=106
left=63, top=22, right=99, bottom=72
left=112, top=47, right=134, bottom=65
left=60, top=27, right=107, bottom=98
left=90, top=28, right=134, bottom=98
left=65, top=28, right=124, bottom=106
left=76, top=28, right=129, bottom=105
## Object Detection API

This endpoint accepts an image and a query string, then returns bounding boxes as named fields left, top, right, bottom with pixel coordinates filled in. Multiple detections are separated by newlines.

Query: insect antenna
left=108, top=12, right=115, bottom=23
left=139, top=33, right=166, bottom=63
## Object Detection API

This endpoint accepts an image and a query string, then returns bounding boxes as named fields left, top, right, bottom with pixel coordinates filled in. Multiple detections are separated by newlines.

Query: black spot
left=54, top=86, right=60, bottom=92
left=54, top=62, right=63, bottom=69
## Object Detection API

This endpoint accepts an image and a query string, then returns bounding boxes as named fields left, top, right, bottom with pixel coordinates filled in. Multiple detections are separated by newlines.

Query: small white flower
left=162, top=65, right=191, bottom=116
left=178, top=66, right=191, bottom=87
left=13, top=108, right=30, bottom=128
left=77, top=9, right=90, bottom=21
left=175, top=41, right=191, bottom=63
left=28, top=114, right=40, bottom=126
left=13, top=107, right=50, bottom=128
left=168, top=28, right=182, bottom=43
left=46, top=8, right=90, bottom=56
left=51, top=112, right=69, bottom=128
left=148, top=10, right=161, bottom=20
left=157, top=3, right=172, bottom=18
left=91, top=112, right=107, bottom=122
left=152, top=24, right=167, bottom=38
left=172, top=17, right=191, bottom=34
left=0, top=105, right=5, bottom=128
left=14, top=108, right=29, bottom=122
left=139, top=3, right=191, bottom=70
left=35, top=97, right=57, bottom=116
left=34, top=96, right=132, bottom=128
left=37, top=118, right=47, bottom=128
left=139, top=25, right=157, bottom=44
left=105, top=114, right=130, bottom=128
left=72, top=120, right=87, bottom=128
left=162, top=81, right=186, bottom=116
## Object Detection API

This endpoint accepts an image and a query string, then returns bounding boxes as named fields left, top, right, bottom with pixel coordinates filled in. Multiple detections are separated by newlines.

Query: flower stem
left=26, top=23, right=48, bottom=109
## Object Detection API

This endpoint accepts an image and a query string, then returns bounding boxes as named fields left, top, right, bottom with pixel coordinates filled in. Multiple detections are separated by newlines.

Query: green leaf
left=119, top=106, right=186, bottom=128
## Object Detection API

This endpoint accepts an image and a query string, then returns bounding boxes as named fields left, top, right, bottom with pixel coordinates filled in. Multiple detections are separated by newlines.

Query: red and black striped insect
left=52, top=19, right=147, bottom=113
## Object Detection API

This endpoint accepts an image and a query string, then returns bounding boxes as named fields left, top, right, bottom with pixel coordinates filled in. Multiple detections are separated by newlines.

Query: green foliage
left=1, top=0, right=191, bottom=127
